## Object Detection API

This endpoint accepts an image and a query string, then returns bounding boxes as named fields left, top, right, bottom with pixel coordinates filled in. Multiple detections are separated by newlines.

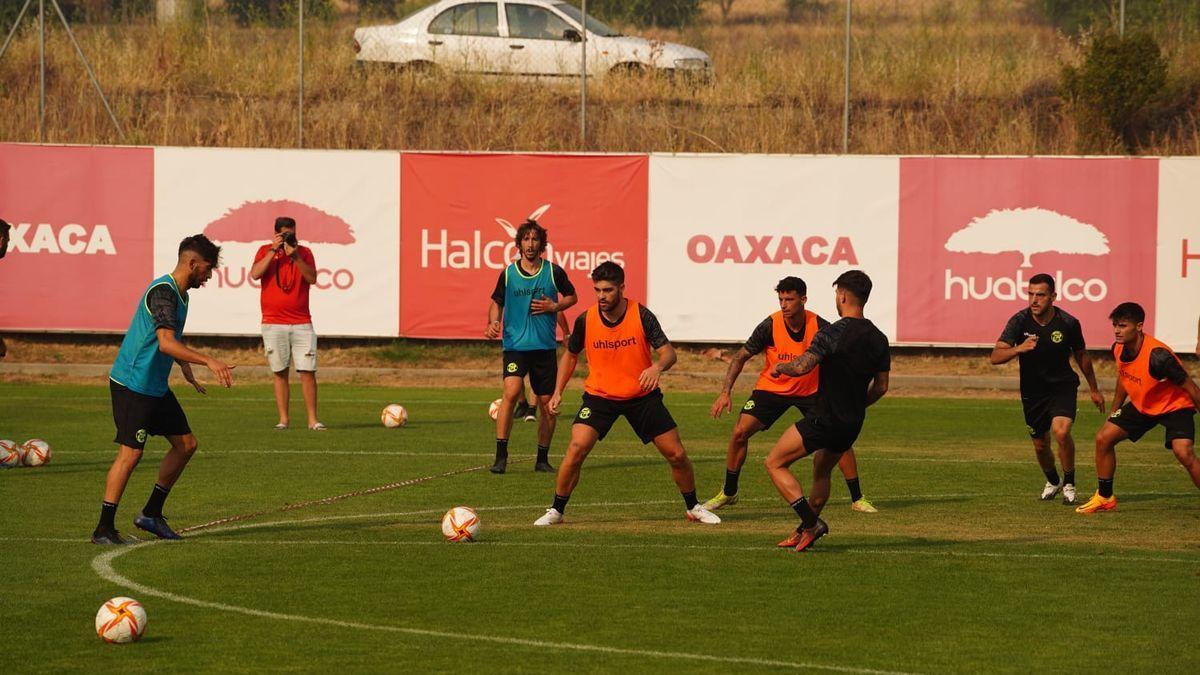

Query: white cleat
left=686, top=504, right=721, bottom=524
left=1062, top=484, right=1077, bottom=505
left=1040, top=481, right=1063, bottom=501
left=533, top=508, right=564, bottom=526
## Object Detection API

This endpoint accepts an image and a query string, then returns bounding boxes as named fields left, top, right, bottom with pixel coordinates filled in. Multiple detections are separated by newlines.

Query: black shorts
left=1108, top=402, right=1196, bottom=449
left=574, top=390, right=677, bottom=445
left=740, top=390, right=818, bottom=430
left=110, top=380, right=191, bottom=451
left=1021, top=386, right=1078, bottom=438
left=794, top=415, right=861, bottom=455
left=502, top=350, right=557, bottom=397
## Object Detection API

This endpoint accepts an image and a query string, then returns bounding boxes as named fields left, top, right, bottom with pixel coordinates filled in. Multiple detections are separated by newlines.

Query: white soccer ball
left=22, top=439, right=51, bottom=467
left=381, top=404, right=408, bottom=428
left=442, top=506, right=480, bottom=543
left=95, top=597, right=147, bottom=644
left=0, top=440, right=21, bottom=468
left=488, top=398, right=503, bottom=421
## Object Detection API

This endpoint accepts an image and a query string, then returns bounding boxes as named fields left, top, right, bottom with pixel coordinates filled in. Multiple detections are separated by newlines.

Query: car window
left=429, top=3, right=500, bottom=37
left=505, top=4, right=572, bottom=40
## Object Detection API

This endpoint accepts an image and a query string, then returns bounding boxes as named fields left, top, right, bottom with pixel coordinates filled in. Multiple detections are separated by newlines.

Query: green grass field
left=3, top=382, right=1199, bottom=673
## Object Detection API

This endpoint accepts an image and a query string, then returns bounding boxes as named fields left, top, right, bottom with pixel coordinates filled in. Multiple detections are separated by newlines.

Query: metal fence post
left=299, top=0, right=305, bottom=149
left=1119, top=0, right=1125, bottom=37
left=842, top=0, right=851, bottom=154
left=580, top=0, right=588, bottom=148
left=38, top=0, right=45, bottom=141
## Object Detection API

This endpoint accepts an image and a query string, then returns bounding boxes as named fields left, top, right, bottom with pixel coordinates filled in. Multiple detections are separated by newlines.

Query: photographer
left=250, top=217, right=324, bottom=430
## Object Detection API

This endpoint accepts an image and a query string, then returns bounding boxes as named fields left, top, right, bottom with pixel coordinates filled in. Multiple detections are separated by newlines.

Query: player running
left=1077, top=302, right=1200, bottom=513
left=484, top=219, right=577, bottom=474
left=533, top=261, right=720, bottom=526
left=990, top=273, right=1104, bottom=505
left=764, top=271, right=890, bottom=552
left=92, top=235, right=236, bottom=544
left=705, top=276, right=877, bottom=514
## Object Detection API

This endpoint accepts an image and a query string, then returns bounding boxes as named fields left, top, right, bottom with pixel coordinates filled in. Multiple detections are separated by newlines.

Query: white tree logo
left=944, top=207, right=1110, bottom=268
left=495, top=204, right=551, bottom=238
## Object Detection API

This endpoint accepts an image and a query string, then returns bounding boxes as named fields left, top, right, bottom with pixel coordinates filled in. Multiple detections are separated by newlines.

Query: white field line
left=90, top=542, right=912, bottom=675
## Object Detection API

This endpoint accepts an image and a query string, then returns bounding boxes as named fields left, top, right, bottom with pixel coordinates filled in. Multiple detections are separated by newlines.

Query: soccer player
left=1077, top=302, right=1200, bottom=513
left=92, top=235, right=236, bottom=544
left=533, top=261, right=720, bottom=526
left=990, top=273, right=1104, bottom=505
left=705, top=276, right=877, bottom=514
left=484, top=219, right=577, bottom=474
left=764, top=271, right=890, bottom=552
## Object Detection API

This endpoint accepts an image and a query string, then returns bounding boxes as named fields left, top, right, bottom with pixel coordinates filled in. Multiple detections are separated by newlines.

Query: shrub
left=1061, top=31, right=1168, bottom=152
left=586, top=0, right=702, bottom=29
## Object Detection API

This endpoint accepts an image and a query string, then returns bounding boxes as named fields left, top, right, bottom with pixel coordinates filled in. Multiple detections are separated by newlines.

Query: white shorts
left=262, top=323, right=318, bottom=373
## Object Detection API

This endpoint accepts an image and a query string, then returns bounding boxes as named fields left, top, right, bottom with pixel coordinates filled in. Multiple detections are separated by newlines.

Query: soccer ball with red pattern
left=95, top=597, right=147, bottom=644
left=488, top=398, right=503, bottom=420
left=21, top=439, right=51, bottom=467
left=0, top=440, right=21, bottom=468
left=441, top=506, right=480, bottom=542
left=381, top=404, right=407, bottom=428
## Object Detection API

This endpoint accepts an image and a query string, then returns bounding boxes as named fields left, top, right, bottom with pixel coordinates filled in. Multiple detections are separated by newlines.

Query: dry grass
left=1, top=0, right=1198, bottom=153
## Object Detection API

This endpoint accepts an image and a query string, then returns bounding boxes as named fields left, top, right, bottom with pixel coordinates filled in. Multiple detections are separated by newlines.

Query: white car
left=353, top=0, right=713, bottom=79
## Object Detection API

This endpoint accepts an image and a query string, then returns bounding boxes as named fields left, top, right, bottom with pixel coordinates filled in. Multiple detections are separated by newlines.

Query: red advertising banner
left=400, top=153, right=649, bottom=338
left=0, top=144, right=154, bottom=331
left=897, top=157, right=1158, bottom=347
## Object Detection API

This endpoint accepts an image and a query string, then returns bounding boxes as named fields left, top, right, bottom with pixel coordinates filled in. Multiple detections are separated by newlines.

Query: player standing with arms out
left=484, top=220, right=577, bottom=474
left=990, top=274, right=1104, bottom=504
left=764, top=271, right=890, bottom=552
left=533, top=262, right=720, bottom=526
left=705, top=277, right=877, bottom=514
left=92, top=235, right=235, bottom=544
left=1077, top=302, right=1200, bottom=513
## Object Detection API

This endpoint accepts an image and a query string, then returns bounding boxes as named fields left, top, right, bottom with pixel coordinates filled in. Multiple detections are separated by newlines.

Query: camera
left=281, top=231, right=298, bottom=247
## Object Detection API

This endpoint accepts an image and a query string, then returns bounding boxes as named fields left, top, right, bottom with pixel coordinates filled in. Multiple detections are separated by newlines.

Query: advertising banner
left=648, top=155, right=900, bottom=342
left=0, top=144, right=154, bottom=331
left=154, top=147, right=400, bottom=336
left=1156, top=158, right=1200, bottom=354
left=897, top=157, right=1158, bottom=347
left=399, top=153, right=648, bottom=338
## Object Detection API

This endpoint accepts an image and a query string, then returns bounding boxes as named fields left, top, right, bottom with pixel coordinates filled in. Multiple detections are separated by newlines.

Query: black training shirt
left=998, top=307, right=1085, bottom=397
left=146, top=284, right=181, bottom=332
left=568, top=303, right=669, bottom=355
left=806, top=317, right=891, bottom=430
left=743, top=314, right=831, bottom=356
left=490, top=261, right=575, bottom=305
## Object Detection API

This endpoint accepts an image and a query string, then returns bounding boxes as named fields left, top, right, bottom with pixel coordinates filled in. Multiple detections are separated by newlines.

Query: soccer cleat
left=701, top=490, right=739, bottom=511
left=133, top=513, right=183, bottom=540
left=777, top=530, right=803, bottom=548
left=1062, top=484, right=1077, bottom=505
left=309, top=422, right=328, bottom=431
left=91, top=527, right=129, bottom=545
left=490, top=455, right=508, bottom=474
left=1074, top=492, right=1117, bottom=514
left=686, top=504, right=721, bottom=524
left=792, top=518, right=829, bottom=553
left=851, top=498, right=878, bottom=513
left=533, top=461, right=556, bottom=473
left=533, top=508, right=564, bottom=526
left=514, top=401, right=536, bottom=422
left=1040, top=481, right=1063, bottom=501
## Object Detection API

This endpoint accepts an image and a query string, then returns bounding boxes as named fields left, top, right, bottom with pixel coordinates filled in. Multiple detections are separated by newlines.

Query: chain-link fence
left=1, top=1, right=1198, bottom=154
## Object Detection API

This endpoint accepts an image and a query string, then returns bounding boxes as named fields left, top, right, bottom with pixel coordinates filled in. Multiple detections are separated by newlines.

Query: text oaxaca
left=686, top=235, right=858, bottom=265
left=6, top=223, right=117, bottom=255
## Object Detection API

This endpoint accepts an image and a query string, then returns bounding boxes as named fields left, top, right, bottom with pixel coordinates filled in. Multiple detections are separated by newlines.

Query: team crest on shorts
left=136, top=429, right=148, bottom=444
left=1026, top=425, right=1035, bottom=436
left=743, top=400, right=756, bottom=411
left=1051, top=330, right=1064, bottom=344
left=506, top=363, right=517, bottom=373
left=579, top=407, right=592, bottom=420
left=1110, top=408, right=1122, bottom=418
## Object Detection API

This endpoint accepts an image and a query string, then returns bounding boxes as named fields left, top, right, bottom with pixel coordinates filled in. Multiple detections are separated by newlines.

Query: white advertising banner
left=648, top=155, right=900, bottom=342
left=1156, top=158, right=1200, bottom=355
left=154, top=147, right=401, bottom=337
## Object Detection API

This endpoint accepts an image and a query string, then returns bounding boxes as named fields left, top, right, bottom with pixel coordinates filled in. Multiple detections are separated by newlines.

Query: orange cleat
left=777, top=530, right=803, bottom=548
left=1074, top=492, right=1118, bottom=514
left=792, top=519, right=829, bottom=553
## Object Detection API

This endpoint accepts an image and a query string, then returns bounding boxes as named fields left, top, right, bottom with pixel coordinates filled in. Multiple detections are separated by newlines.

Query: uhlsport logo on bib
left=897, top=157, right=1157, bottom=346
left=202, top=199, right=359, bottom=292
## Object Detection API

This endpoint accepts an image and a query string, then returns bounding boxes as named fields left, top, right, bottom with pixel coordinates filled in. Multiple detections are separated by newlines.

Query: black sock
left=98, top=501, right=118, bottom=530
left=142, top=484, right=170, bottom=518
left=1064, top=470, right=1076, bottom=486
left=536, top=445, right=550, bottom=463
left=723, top=469, right=740, bottom=496
left=790, top=496, right=818, bottom=529
left=495, top=438, right=509, bottom=460
left=846, top=477, right=863, bottom=502
left=682, top=490, right=699, bottom=510
left=552, top=493, right=570, bottom=514
left=1099, top=478, right=1114, bottom=498
left=1044, top=469, right=1061, bottom=486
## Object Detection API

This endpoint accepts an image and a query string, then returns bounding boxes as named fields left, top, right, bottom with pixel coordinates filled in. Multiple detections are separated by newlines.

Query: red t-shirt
left=254, top=244, right=315, bottom=324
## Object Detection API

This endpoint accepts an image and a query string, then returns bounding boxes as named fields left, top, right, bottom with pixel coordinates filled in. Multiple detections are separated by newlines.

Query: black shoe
left=91, top=526, right=129, bottom=545
left=514, top=401, right=536, bottom=422
left=134, top=513, right=183, bottom=540
left=534, top=461, right=556, bottom=473
left=490, top=455, right=508, bottom=474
